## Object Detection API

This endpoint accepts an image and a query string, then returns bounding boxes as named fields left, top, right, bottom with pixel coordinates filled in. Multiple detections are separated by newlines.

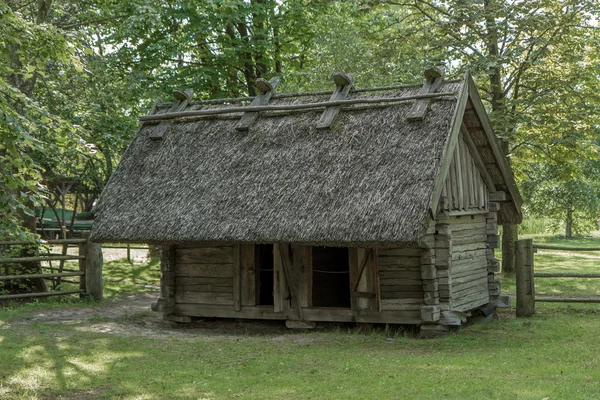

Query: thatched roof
left=91, top=72, right=521, bottom=246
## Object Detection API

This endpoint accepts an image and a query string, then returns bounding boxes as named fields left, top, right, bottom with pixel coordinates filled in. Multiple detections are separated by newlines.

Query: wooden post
left=515, top=239, right=535, bottom=317
left=85, top=238, right=103, bottom=301
left=126, top=243, right=131, bottom=263
left=78, top=239, right=87, bottom=297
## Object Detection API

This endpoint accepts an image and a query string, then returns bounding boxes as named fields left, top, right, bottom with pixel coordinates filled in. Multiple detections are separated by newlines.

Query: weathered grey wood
left=175, top=291, right=233, bottom=305
left=159, top=245, right=176, bottom=316
left=378, top=256, right=421, bottom=267
left=0, top=238, right=87, bottom=246
left=175, top=264, right=233, bottom=278
left=291, top=244, right=312, bottom=308
left=175, top=247, right=233, bottom=264
left=149, top=89, right=193, bottom=140
left=85, top=241, right=103, bottom=301
left=407, top=67, right=444, bottom=121
left=0, top=271, right=84, bottom=281
left=533, top=245, right=600, bottom=251
left=175, top=284, right=232, bottom=293
left=273, top=244, right=289, bottom=313
left=535, top=273, right=600, bottom=278
left=515, top=239, right=535, bottom=317
left=232, top=244, right=241, bottom=311
left=240, top=244, right=256, bottom=306
left=378, top=248, right=422, bottom=257
left=317, top=73, right=353, bottom=129
left=0, top=255, right=85, bottom=264
left=460, top=124, right=496, bottom=191
left=535, top=297, right=600, bottom=303
left=0, top=290, right=83, bottom=301
left=421, top=305, right=441, bottom=322
left=276, top=243, right=303, bottom=319
left=140, top=91, right=459, bottom=122
left=78, top=241, right=87, bottom=295
left=236, top=77, right=281, bottom=131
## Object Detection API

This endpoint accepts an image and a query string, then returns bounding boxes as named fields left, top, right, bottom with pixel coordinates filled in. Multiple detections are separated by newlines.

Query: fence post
left=515, top=238, right=535, bottom=317
left=84, top=237, right=103, bottom=301
left=78, top=239, right=87, bottom=297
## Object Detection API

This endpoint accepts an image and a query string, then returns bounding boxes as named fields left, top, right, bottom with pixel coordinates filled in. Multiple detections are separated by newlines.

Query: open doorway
left=255, top=244, right=274, bottom=305
left=312, top=246, right=350, bottom=308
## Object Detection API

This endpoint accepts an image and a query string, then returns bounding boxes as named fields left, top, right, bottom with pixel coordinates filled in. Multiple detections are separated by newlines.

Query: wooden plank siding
left=440, top=134, right=489, bottom=214
left=174, top=246, right=235, bottom=306
left=445, top=215, right=490, bottom=312
left=378, top=248, right=425, bottom=311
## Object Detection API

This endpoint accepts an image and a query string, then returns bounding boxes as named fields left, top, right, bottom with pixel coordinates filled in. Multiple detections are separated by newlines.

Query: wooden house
left=90, top=70, right=521, bottom=336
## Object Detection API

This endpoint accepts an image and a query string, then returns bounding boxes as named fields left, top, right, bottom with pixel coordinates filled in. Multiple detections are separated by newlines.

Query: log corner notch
left=149, top=89, right=194, bottom=140
left=316, top=72, right=353, bottom=129
left=236, top=77, right=281, bottom=132
left=407, top=66, right=445, bottom=122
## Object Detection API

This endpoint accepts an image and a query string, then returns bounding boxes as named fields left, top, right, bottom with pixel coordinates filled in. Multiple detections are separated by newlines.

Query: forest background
left=2, top=0, right=600, bottom=274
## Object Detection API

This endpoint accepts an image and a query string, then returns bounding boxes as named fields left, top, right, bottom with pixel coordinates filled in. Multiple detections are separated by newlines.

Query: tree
left=372, top=0, right=600, bottom=273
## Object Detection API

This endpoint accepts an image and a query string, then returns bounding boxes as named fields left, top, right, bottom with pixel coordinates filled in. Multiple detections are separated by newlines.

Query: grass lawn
left=1, top=237, right=600, bottom=399
left=499, top=233, right=600, bottom=300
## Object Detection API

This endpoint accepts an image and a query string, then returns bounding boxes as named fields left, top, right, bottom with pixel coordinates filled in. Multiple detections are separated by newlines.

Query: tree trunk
left=484, top=0, right=517, bottom=274
left=565, top=209, right=573, bottom=238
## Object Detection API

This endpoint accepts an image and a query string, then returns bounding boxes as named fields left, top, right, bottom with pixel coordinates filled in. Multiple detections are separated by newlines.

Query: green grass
left=3, top=238, right=600, bottom=399
left=1, top=307, right=600, bottom=399
left=499, top=233, right=600, bottom=300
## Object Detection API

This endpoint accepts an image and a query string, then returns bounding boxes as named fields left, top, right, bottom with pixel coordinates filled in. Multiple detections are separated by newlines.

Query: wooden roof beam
left=236, top=77, right=280, bottom=131
left=316, top=72, right=353, bottom=129
left=460, top=123, right=497, bottom=192
left=149, top=89, right=193, bottom=140
left=407, top=66, right=445, bottom=121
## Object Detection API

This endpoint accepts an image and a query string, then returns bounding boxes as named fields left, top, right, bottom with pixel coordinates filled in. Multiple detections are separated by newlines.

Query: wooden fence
left=0, top=238, right=103, bottom=301
left=515, top=239, right=600, bottom=317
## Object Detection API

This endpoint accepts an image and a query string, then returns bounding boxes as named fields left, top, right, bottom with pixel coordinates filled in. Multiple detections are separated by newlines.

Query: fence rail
left=0, top=236, right=102, bottom=302
left=515, top=239, right=600, bottom=316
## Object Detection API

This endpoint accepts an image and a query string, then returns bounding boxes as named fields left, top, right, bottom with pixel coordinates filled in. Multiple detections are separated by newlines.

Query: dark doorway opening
left=255, top=244, right=274, bottom=306
left=312, top=246, right=350, bottom=308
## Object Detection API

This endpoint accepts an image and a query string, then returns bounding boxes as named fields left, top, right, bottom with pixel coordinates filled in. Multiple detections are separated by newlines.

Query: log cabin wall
left=173, top=245, right=235, bottom=308
left=377, top=248, right=424, bottom=312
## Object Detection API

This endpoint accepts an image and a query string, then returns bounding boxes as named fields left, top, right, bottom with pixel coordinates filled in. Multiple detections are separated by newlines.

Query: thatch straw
left=91, top=82, right=463, bottom=246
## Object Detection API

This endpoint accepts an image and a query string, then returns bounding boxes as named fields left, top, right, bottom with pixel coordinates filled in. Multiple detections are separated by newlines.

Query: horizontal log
left=380, top=284, right=423, bottom=292
left=380, top=278, right=423, bottom=286
left=378, top=248, right=422, bottom=257
left=101, top=245, right=148, bottom=250
left=381, top=291, right=424, bottom=300
left=175, top=284, right=232, bottom=293
left=175, top=291, right=233, bottom=305
left=176, top=247, right=233, bottom=264
left=174, top=277, right=233, bottom=285
left=0, top=290, right=83, bottom=301
left=176, top=264, right=233, bottom=278
left=534, top=273, right=600, bottom=278
left=140, top=92, right=459, bottom=121
left=0, top=239, right=87, bottom=246
left=379, top=270, right=422, bottom=280
left=0, top=255, right=85, bottom=264
left=534, top=245, right=600, bottom=251
left=0, top=271, right=85, bottom=281
left=536, top=297, right=600, bottom=303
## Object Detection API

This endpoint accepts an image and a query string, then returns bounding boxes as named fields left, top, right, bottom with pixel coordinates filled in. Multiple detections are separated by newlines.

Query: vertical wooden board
left=291, top=244, right=312, bottom=308
left=278, top=243, right=304, bottom=319
left=356, top=249, right=370, bottom=312
left=454, top=142, right=464, bottom=210
left=449, top=151, right=459, bottom=210
left=273, top=244, right=289, bottom=313
left=469, top=158, right=476, bottom=208
left=240, top=244, right=256, bottom=306
left=462, top=139, right=474, bottom=209
left=232, top=244, right=241, bottom=311
left=372, top=249, right=381, bottom=312
left=348, top=248, right=359, bottom=312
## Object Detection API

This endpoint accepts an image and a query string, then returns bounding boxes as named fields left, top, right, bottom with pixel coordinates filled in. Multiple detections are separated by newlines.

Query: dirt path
left=11, top=292, right=293, bottom=339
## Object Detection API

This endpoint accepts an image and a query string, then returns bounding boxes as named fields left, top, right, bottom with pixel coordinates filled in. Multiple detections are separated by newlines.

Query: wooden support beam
left=236, top=77, right=280, bottom=131
left=233, top=244, right=241, bottom=311
left=515, top=239, right=535, bottom=317
left=407, top=66, right=444, bottom=121
left=489, top=191, right=507, bottom=201
left=316, top=72, right=353, bottom=129
left=149, top=89, right=193, bottom=140
left=276, top=243, right=304, bottom=320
